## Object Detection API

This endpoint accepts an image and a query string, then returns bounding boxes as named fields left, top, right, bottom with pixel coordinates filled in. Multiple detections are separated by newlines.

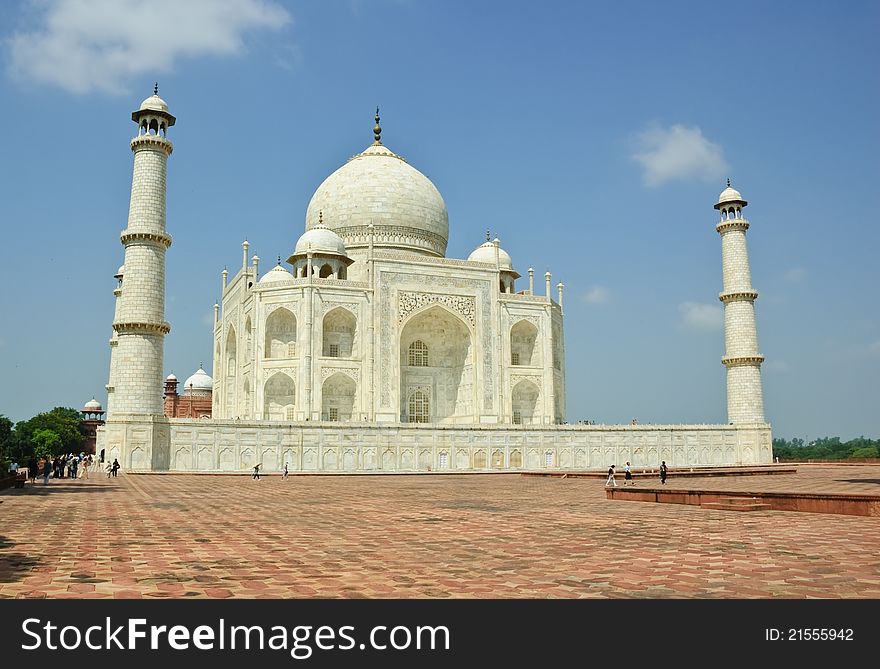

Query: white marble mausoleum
left=96, top=91, right=772, bottom=472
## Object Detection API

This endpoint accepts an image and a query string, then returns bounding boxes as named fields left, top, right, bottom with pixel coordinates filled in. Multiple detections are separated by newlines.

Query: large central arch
left=399, top=305, right=473, bottom=423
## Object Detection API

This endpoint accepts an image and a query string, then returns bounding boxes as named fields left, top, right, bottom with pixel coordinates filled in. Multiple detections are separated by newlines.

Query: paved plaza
left=1, top=466, right=879, bottom=599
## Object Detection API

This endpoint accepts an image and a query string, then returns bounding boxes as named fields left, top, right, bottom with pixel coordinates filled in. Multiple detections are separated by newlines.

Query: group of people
left=8, top=453, right=121, bottom=485
left=605, top=460, right=669, bottom=487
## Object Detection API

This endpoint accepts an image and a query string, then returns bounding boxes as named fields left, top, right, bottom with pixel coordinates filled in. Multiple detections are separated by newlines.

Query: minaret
left=105, top=264, right=124, bottom=413
left=109, top=85, right=175, bottom=416
left=715, top=181, right=765, bottom=423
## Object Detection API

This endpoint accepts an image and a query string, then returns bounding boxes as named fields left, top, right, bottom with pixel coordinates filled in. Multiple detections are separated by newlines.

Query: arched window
left=408, top=340, right=429, bottom=367
left=408, top=390, right=429, bottom=423
left=319, top=263, right=333, bottom=278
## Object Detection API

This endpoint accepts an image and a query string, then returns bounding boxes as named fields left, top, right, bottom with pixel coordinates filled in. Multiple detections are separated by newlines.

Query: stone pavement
left=1, top=466, right=879, bottom=599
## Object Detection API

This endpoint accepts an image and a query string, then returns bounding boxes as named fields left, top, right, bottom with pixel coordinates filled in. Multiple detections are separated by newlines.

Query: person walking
left=253, top=463, right=261, bottom=480
left=624, top=461, right=634, bottom=486
left=82, top=455, right=90, bottom=480
left=105, top=460, right=113, bottom=478
left=27, top=457, right=38, bottom=484
left=660, top=461, right=668, bottom=485
left=42, top=458, right=51, bottom=485
left=111, top=459, right=120, bottom=477
left=282, top=462, right=289, bottom=481
left=605, top=464, right=617, bottom=487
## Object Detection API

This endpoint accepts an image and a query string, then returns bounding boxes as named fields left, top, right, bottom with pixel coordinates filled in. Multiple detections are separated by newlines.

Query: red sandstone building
left=164, top=368, right=213, bottom=418
left=81, top=398, right=106, bottom=455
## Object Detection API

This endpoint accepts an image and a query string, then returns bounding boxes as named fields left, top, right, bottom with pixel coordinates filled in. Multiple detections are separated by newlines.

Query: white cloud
left=679, top=301, right=722, bottom=331
left=784, top=267, right=807, bottom=283
left=632, top=123, right=728, bottom=187
left=7, top=0, right=291, bottom=94
left=581, top=285, right=609, bottom=305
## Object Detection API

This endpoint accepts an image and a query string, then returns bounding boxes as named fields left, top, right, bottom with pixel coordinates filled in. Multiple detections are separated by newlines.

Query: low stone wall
left=606, top=487, right=880, bottom=517
left=97, top=419, right=772, bottom=473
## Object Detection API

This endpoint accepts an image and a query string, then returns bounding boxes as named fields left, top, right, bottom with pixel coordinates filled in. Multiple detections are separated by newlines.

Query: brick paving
left=1, top=466, right=879, bottom=599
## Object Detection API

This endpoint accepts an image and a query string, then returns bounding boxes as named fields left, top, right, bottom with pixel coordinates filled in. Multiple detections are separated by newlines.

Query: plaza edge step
left=701, top=496, right=771, bottom=512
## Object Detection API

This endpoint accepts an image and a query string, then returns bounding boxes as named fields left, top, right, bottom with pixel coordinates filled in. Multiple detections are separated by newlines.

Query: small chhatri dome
left=165, top=373, right=177, bottom=381
left=139, top=83, right=169, bottom=113
left=83, top=398, right=103, bottom=412
left=715, top=180, right=747, bottom=208
left=468, top=239, right=515, bottom=272
left=293, top=218, right=348, bottom=257
left=183, top=367, right=213, bottom=394
left=258, top=263, right=294, bottom=284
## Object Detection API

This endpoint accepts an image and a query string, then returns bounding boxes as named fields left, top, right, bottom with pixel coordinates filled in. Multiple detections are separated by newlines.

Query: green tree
left=849, top=446, right=878, bottom=459
left=11, top=407, right=84, bottom=460
left=31, top=429, right=62, bottom=460
left=0, top=414, right=13, bottom=471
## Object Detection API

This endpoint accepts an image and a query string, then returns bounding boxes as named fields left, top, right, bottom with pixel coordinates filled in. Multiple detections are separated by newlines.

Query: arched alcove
left=264, top=373, right=295, bottom=421
left=265, top=308, right=296, bottom=359
left=512, top=380, right=540, bottom=425
left=322, top=307, right=356, bottom=358
left=399, top=306, right=473, bottom=423
left=321, top=373, right=356, bottom=421
left=510, top=320, right=539, bottom=366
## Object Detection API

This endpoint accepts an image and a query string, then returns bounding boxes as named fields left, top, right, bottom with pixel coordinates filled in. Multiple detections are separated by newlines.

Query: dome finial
left=727, top=178, right=731, bottom=187
left=373, top=106, right=382, bottom=144
left=486, top=229, right=491, bottom=242
left=277, top=255, right=281, bottom=265
left=154, top=82, right=159, bottom=96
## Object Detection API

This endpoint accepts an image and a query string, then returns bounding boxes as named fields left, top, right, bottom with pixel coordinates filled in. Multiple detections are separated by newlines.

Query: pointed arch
left=264, top=372, right=295, bottom=421
left=512, top=379, right=540, bottom=425
left=244, top=315, right=252, bottom=363
left=322, top=372, right=356, bottom=421
left=323, top=307, right=357, bottom=358
left=225, top=325, right=237, bottom=416
left=510, top=319, right=539, bottom=366
left=265, top=307, right=296, bottom=359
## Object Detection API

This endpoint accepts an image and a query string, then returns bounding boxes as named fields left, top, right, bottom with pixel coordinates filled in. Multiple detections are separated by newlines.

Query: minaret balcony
left=719, top=290, right=758, bottom=303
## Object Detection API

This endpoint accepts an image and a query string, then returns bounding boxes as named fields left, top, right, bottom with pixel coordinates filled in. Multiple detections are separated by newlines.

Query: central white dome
left=304, top=142, right=449, bottom=257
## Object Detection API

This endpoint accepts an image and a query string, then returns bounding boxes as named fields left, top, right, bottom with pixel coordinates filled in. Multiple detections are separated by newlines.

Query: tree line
left=772, top=436, right=879, bottom=461
left=0, top=408, right=85, bottom=472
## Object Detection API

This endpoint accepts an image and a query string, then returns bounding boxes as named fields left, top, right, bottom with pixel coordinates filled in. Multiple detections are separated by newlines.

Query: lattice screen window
left=513, top=410, right=522, bottom=425
left=328, top=344, right=339, bottom=358
left=511, top=352, right=520, bottom=366
left=408, top=340, right=428, bottom=367
left=439, top=452, right=448, bottom=469
left=544, top=451, right=553, bottom=467
left=408, top=390, right=429, bottom=423
left=288, top=342, right=296, bottom=357
left=286, top=407, right=295, bottom=420
left=328, top=407, right=339, bottom=422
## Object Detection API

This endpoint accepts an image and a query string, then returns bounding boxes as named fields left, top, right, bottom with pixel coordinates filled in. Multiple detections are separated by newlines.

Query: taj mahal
left=95, top=89, right=772, bottom=472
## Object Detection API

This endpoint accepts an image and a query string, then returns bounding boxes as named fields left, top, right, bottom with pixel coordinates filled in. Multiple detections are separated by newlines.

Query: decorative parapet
left=716, top=220, right=750, bottom=234
left=719, top=290, right=758, bottom=303
left=501, top=293, right=549, bottom=304
left=113, top=321, right=172, bottom=335
left=130, top=135, right=173, bottom=155
left=373, top=250, right=494, bottom=270
left=120, top=230, right=172, bottom=248
left=721, top=355, right=765, bottom=368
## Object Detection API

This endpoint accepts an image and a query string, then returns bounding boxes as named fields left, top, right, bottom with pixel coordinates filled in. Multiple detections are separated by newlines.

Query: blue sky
left=0, top=0, right=877, bottom=439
